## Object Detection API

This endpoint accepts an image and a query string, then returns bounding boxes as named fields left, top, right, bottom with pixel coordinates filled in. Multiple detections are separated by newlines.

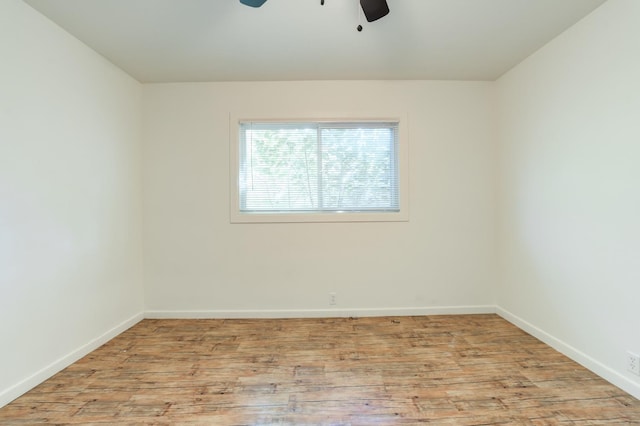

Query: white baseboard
left=144, top=305, right=496, bottom=319
left=496, top=306, right=640, bottom=400
left=0, top=312, right=144, bottom=408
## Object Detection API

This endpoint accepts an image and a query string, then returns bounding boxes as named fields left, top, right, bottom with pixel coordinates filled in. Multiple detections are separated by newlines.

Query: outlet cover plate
left=627, top=351, right=640, bottom=375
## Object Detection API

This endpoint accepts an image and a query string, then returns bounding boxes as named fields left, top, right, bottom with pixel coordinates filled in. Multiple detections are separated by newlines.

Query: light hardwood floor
left=1, top=315, right=639, bottom=425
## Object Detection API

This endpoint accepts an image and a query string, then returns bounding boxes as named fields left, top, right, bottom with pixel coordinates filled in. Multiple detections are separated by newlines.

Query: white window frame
left=229, top=112, right=409, bottom=223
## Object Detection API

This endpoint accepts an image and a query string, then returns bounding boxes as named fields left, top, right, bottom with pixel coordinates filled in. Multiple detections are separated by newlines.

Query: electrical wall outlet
left=329, top=292, right=337, bottom=306
left=627, top=351, right=640, bottom=376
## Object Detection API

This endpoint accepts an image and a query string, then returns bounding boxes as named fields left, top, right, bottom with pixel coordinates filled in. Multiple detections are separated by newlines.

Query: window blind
left=239, top=121, right=399, bottom=214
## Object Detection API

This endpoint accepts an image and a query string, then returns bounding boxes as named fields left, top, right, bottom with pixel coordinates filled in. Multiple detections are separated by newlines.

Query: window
left=230, top=117, right=408, bottom=223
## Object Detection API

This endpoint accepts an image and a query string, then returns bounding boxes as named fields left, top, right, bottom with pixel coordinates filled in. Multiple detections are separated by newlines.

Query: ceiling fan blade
left=360, top=0, right=390, bottom=22
left=240, top=0, right=268, bottom=7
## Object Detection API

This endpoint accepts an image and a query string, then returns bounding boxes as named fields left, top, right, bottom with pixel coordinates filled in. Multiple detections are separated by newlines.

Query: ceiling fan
left=239, top=0, right=390, bottom=25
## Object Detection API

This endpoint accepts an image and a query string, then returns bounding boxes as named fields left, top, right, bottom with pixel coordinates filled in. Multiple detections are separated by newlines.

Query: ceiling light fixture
left=239, top=0, right=390, bottom=30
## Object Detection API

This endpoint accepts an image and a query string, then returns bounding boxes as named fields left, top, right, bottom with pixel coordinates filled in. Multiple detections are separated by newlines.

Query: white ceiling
left=23, top=0, right=606, bottom=83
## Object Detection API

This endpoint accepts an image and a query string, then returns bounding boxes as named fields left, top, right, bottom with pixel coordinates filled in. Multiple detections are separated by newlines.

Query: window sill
left=230, top=210, right=409, bottom=224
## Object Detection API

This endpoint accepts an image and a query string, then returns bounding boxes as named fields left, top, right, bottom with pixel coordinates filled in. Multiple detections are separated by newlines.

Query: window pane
left=239, top=121, right=399, bottom=214
left=320, top=126, right=398, bottom=211
left=240, top=124, right=318, bottom=211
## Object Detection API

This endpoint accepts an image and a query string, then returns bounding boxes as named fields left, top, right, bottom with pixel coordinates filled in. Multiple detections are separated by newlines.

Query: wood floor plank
left=1, top=314, right=639, bottom=424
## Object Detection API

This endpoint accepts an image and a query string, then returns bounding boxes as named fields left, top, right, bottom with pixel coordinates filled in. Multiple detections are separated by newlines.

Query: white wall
left=496, top=0, right=640, bottom=398
left=142, top=81, right=497, bottom=317
left=0, top=0, right=144, bottom=406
